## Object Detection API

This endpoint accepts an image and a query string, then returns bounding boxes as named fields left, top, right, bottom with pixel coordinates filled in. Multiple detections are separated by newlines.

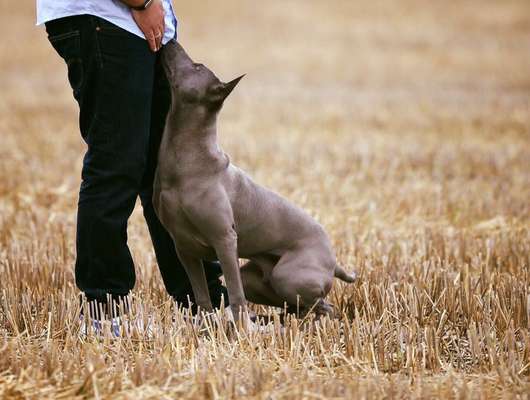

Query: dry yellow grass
left=1, top=0, right=529, bottom=398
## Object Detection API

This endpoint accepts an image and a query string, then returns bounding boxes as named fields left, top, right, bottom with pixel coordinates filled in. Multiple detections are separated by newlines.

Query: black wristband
left=131, top=0, right=154, bottom=11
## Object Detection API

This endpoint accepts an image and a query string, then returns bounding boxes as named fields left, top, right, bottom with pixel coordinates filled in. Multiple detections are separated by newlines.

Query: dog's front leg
left=182, top=187, right=249, bottom=326
left=211, top=231, right=248, bottom=322
left=176, top=251, right=213, bottom=312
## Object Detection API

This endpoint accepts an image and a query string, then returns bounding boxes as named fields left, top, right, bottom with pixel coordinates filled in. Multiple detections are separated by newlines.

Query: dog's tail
left=334, top=265, right=357, bottom=283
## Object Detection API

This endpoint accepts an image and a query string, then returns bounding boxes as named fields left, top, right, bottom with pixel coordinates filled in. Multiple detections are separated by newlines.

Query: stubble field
left=1, top=1, right=529, bottom=398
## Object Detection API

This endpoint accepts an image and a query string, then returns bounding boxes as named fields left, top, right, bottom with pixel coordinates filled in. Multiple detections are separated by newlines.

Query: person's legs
left=46, top=16, right=156, bottom=313
left=139, top=53, right=228, bottom=310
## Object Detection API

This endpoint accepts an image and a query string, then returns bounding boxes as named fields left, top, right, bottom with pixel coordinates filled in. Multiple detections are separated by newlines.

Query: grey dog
left=153, top=40, right=356, bottom=320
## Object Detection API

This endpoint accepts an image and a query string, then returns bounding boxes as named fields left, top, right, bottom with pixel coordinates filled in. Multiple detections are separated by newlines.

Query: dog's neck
left=163, top=102, right=229, bottom=173
left=167, top=103, right=219, bottom=149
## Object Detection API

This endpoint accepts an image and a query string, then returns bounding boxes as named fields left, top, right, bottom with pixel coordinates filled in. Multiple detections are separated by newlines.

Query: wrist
left=131, top=0, right=155, bottom=11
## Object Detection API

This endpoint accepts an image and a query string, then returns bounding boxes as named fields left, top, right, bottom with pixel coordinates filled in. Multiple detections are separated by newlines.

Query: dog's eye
left=194, top=64, right=202, bottom=71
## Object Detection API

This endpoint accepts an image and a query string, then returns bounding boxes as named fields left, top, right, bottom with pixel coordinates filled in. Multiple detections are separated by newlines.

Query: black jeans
left=45, top=15, right=225, bottom=311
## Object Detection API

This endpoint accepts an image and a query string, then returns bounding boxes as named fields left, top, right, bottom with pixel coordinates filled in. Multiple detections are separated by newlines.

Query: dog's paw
left=224, top=307, right=257, bottom=330
left=313, top=299, right=335, bottom=318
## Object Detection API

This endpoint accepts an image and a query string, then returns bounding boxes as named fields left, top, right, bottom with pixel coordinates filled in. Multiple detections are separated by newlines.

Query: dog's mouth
left=161, top=40, right=194, bottom=83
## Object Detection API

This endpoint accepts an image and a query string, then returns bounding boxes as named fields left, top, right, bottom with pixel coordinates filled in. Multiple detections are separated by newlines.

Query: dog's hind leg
left=269, top=250, right=334, bottom=314
left=240, top=260, right=285, bottom=308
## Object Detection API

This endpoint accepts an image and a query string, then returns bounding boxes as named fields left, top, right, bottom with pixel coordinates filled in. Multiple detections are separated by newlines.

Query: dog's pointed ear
left=223, top=74, right=245, bottom=99
left=207, top=75, right=245, bottom=105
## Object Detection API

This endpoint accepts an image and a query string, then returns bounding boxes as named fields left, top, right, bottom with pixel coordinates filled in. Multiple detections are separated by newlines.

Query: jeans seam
left=90, top=16, right=104, bottom=69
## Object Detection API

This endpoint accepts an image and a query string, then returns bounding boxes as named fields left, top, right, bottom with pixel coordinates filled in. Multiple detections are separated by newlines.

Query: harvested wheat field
left=1, top=0, right=529, bottom=398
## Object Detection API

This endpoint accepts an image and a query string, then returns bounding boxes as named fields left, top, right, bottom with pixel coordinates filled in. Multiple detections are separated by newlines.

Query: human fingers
left=158, top=20, right=165, bottom=49
left=147, top=30, right=157, bottom=52
left=154, top=28, right=163, bottom=51
left=156, top=2, right=165, bottom=50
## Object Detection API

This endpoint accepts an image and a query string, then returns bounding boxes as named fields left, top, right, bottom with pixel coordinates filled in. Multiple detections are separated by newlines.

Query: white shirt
left=36, top=0, right=177, bottom=45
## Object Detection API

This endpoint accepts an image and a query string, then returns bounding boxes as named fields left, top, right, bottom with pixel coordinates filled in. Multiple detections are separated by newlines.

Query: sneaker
left=79, top=315, right=121, bottom=338
left=79, top=315, right=154, bottom=339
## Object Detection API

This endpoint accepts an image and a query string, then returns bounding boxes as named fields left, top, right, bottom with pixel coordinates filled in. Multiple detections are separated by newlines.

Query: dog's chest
left=170, top=205, right=195, bottom=231
left=157, top=191, right=217, bottom=259
left=172, top=209, right=213, bottom=251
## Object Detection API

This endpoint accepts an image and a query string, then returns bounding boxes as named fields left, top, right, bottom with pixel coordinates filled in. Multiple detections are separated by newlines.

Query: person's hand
left=132, top=0, right=165, bottom=52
